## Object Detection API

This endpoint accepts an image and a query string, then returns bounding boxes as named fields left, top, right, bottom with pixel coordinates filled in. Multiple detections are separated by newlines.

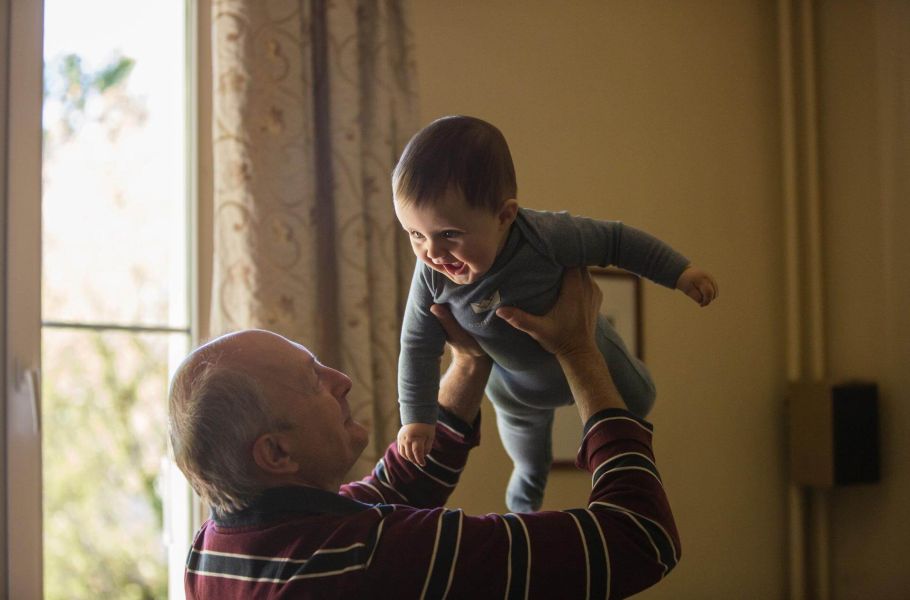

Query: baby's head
left=392, top=115, right=519, bottom=284
left=393, top=115, right=517, bottom=213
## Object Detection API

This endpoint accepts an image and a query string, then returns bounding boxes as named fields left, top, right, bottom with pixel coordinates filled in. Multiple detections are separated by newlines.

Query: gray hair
left=168, top=355, right=286, bottom=516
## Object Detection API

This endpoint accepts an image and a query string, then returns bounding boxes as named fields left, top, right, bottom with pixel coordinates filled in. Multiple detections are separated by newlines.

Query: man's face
left=394, top=189, right=516, bottom=285
left=225, top=330, right=369, bottom=490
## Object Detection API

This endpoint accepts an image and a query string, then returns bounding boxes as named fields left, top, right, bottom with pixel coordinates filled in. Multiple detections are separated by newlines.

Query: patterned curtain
left=210, top=0, right=418, bottom=475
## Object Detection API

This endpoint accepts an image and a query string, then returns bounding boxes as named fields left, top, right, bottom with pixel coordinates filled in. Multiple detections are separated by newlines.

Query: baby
left=394, top=115, right=717, bottom=512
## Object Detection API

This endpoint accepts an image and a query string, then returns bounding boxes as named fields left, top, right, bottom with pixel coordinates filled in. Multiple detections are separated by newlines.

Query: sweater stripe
left=566, top=508, right=609, bottom=600
left=419, top=512, right=444, bottom=599
left=583, top=415, right=651, bottom=442
left=427, top=454, right=464, bottom=474
left=589, top=508, right=611, bottom=599
left=590, top=501, right=679, bottom=574
left=500, top=515, right=513, bottom=600
left=350, top=480, right=387, bottom=503
left=187, top=544, right=370, bottom=582
left=366, top=505, right=394, bottom=568
left=414, top=460, right=459, bottom=488
left=422, top=509, right=463, bottom=599
left=375, top=458, right=410, bottom=502
left=566, top=511, right=591, bottom=600
left=503, top=514, right=530, bottom=600
left=187, top=506, right=397, bottom=584
left=438, top=419, right=465, bottom=440
left=592, top=452, right=661, bottom=488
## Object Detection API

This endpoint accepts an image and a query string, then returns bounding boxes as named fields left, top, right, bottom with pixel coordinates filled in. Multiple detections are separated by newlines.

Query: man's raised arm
left=430, top=303, right=492, bottom=424
left=340, top=303, right=491, bottom=507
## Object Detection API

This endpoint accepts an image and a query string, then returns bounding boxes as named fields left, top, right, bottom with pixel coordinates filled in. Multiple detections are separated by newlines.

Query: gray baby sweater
left=398, top=208, right=690, bottom=425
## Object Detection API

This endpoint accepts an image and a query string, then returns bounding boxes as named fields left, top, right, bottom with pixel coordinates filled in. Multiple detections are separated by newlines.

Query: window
left=40, top=1, right=195, bottom=597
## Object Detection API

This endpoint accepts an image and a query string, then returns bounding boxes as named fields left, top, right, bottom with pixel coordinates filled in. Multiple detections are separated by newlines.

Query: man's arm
left=349, top=269, right=680, bottom=599
left=364, top=406, right=677, bottom=599
left=341, top=303, right=490, bottom=507
left=431, top=303, right=492, bottom=424
left=340, top=406, right=480, bottom=507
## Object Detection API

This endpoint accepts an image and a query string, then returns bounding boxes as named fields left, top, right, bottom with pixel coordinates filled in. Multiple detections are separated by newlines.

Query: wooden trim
left=0, top=0, right=10, bottom=590
left=4, top=0, right=44, bottom=596
left=588, top=267, right=644, bottom=361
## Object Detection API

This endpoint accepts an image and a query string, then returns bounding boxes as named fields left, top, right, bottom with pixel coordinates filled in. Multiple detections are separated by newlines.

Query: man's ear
left=252, top=432, right=299, bottom=475
left=498, top=199, right=519, bottom=229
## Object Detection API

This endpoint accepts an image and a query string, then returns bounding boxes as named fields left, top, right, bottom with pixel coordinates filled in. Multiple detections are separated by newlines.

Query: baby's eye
left=410, top=230, right=425, bottom=240
left=440, top=230, right=461, bottom=239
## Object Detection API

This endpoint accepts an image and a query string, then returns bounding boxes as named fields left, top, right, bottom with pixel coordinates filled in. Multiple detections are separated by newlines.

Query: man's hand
left=497, top=267, right=624, bottom=421
left=430, top=304, right=488, bottom=361
left=398, top=423, right=436, bottom=467
left=676, top=265, right=718, bottom=307
left=495, top=267, right=602, bottom=358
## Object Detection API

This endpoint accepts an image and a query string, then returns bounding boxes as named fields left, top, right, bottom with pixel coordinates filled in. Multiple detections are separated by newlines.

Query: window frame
left=3, top=0, right=207, bottom=596
left=4, top=0, right=45, bottom=597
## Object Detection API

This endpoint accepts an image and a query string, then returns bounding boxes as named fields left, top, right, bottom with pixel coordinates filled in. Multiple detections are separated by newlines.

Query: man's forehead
left=213, top=329, right=315, bottom=374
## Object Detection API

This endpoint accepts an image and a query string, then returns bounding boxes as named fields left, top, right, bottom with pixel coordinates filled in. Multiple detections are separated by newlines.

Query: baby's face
left=394, top=189, right=516, bottom=285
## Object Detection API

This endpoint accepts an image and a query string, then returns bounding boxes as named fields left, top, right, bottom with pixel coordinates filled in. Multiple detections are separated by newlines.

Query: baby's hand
left=397, top=423, right=436, bottom=466
left=676, top=266, right=718, bottom=307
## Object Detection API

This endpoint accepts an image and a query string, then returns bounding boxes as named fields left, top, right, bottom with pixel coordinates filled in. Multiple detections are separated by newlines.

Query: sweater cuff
left=583, top=408, right=652, bottom=436
left=438, top=407, right=481, bottom=446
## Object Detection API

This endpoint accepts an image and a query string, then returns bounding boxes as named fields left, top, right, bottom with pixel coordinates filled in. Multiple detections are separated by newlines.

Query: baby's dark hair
left=392, top=115, right=517, bottom=213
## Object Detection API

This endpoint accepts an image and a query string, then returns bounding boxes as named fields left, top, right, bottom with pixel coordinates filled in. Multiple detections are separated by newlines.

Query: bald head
left=168, top=329, right=368, bottom=515
left=167, top=331, right=284, bottom=515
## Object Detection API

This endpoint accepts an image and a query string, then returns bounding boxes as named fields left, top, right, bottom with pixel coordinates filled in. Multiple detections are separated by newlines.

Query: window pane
left=42, top=0, right=188, bottom=328
left=41, top=329, right=188, bottom=599
left=41, top=2, right=191, bottom=598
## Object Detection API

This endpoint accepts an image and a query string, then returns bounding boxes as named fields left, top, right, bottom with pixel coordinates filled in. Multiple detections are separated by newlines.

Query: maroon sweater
left=185, top=408, right=680, bottom=599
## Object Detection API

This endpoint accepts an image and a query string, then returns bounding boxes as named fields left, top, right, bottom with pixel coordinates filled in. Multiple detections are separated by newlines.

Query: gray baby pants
left=485, top=314, right=655, bottom=512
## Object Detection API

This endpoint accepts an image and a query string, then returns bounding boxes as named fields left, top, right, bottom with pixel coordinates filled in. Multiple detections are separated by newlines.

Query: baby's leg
left=487, top=369, right=555, bottom=513
left=596, top=314, right=656, bottom=418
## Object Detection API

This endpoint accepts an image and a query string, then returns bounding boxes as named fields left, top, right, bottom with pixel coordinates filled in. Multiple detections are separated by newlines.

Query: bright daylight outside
left=41, top=1, right=190, bottom=598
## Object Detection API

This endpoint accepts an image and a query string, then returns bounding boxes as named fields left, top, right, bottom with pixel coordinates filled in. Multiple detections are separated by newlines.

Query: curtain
left=210, top=0, right=418, bottom=475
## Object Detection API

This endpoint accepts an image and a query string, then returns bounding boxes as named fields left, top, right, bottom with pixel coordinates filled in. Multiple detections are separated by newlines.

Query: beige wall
left=817, top=2, right=910, bottom=599
left=412, top=1, right=908, bottom=598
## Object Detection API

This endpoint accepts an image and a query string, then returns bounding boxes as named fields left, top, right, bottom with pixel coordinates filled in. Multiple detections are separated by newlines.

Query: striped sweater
left=185, top=407, right=680, bottom=599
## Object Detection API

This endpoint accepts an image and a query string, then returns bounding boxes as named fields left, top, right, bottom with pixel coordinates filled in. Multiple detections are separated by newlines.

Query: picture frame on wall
left=551, top=267, right=643, bottom=467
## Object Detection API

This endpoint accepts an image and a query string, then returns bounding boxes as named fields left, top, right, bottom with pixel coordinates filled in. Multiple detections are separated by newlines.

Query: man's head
left=168, top=330, right=369, bottom=516
left=392, top=116, right=519, bottom=284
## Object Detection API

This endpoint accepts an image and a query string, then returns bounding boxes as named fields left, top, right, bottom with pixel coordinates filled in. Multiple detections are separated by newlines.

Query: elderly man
left=169, top=268, right=680, bottom=599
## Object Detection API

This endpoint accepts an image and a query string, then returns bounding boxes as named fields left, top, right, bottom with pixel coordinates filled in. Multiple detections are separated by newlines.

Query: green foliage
left=46, top=53, right=135, bottom=103
left=44, top=52, right=138, bottom=139
left=42, top=45, right=168, bottom=600
left=42, top=49, right=167, bottom=600
left=60, top=54, right=90, bottom=110
left=42, top=331, right=168, bottom=600
left=94, top=57, right=136, bottom=93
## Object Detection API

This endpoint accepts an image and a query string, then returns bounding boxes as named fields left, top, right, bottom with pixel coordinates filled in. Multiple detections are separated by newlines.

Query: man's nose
left=325, top=367, right=352, bottom=396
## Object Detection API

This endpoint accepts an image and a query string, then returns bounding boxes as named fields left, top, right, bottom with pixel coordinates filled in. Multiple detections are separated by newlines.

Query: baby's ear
left=498, top=199, right=519, bottom=227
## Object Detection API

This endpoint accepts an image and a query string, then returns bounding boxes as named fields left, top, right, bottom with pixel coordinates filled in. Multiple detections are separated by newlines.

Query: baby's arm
left=398, top=301, right=491, bottom=466
left=676, top=265, right=719, bottom=307
left=531, top=211, right=688, bottom=288
left=530, top=210, right=717, bottom=303
left=397, top=264, right=447, bottom=466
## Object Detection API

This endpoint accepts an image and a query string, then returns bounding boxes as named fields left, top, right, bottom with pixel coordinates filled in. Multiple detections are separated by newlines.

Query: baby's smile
left=438, top=260, right=466, bottom=276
